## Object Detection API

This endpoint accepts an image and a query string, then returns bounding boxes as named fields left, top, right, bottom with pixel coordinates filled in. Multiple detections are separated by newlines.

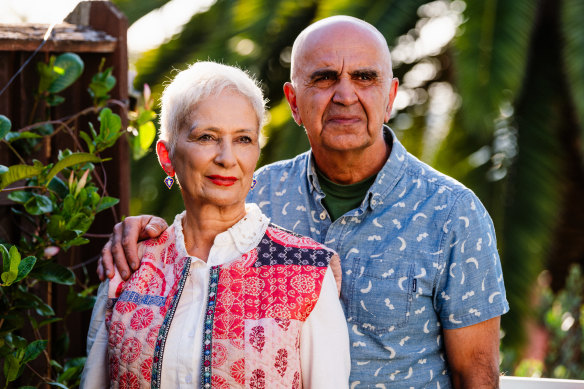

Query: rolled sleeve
left=435, top=191, right=509, bottom=329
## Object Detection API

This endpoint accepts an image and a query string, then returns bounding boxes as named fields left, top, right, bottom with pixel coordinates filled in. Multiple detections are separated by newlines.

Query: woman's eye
left=198, top=134, right=214, bottom=141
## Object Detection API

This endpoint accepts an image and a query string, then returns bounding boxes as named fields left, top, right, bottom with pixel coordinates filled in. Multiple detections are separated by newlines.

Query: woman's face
left=167, top=90, right=260, bottom=211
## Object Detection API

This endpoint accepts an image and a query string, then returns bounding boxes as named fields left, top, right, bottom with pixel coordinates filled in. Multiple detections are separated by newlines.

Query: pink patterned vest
left=106, top=222, right=335, bottom=389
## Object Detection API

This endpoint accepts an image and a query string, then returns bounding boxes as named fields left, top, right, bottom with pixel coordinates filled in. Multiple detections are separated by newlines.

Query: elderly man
left=100, top=16, right=508, bottom=388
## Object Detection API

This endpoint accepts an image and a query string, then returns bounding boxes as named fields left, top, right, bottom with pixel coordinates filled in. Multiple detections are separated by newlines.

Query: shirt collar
left=305, top=125, right=408, bottom=212
left=172, top=202, right=270, bottom=261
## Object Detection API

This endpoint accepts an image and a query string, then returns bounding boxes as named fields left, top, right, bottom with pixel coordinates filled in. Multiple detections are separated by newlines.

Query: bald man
left=101, top=16, right=508, bottom=388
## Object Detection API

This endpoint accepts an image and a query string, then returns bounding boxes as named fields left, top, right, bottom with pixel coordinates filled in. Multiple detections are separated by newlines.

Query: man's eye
left=237, top=136, right=252, bottom=144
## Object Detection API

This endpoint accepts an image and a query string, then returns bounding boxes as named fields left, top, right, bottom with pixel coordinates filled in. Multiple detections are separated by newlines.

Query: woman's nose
left=214, top=141, right=237, bottom=167
left=332, top=77, right=358, bottom=105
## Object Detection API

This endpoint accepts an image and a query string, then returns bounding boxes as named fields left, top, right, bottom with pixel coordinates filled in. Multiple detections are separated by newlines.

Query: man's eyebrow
left=308, top=69, right=339, bottom=81
left=350, top=69, right=379, bottom=78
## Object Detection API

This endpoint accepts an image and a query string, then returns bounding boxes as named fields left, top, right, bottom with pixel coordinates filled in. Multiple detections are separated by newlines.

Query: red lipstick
left=207, top=175, right=237, bottom=186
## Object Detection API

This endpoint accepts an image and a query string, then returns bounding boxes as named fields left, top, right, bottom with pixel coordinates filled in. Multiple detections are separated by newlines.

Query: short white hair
left=159, top=61, right=266, bottom=154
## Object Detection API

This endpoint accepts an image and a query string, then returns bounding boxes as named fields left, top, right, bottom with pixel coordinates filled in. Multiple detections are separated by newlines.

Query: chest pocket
left=347, top=254, right=415, bottom=334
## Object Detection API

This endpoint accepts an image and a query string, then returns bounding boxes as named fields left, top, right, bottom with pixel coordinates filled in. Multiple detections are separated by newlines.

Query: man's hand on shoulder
left=98, top=215, right=168, bottom=281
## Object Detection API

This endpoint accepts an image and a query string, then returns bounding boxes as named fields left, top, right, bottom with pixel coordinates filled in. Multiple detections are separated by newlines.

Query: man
left=100, top=16, right=509, bottom=388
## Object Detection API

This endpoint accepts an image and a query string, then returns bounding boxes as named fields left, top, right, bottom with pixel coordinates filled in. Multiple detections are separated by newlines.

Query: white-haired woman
left=81, top=62, right=350, bottom=389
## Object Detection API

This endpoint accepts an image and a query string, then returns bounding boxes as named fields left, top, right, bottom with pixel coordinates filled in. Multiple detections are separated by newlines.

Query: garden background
left=1, top=0, right=583, bottom=386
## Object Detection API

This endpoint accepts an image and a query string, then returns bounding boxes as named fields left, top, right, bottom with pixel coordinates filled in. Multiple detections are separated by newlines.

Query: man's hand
left=443, top=316, right=501, bottom=388
left=97, top=215, right=168, bottom=281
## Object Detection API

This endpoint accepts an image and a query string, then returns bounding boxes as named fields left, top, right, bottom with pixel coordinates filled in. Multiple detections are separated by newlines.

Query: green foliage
left=88, top=58, right=117, bottom=107
left=541, top=265, right=584, bottom=379
left=37, top=53, right=84, bottom=107
left=0, top=52, right=154, bottom=387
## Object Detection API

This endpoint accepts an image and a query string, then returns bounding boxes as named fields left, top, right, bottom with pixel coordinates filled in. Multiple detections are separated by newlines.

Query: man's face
left=284, top=22, right=398, bottom=154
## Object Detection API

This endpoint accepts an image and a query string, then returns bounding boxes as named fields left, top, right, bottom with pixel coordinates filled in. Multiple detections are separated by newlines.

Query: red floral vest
left=106, top=223, right=335, bottom=388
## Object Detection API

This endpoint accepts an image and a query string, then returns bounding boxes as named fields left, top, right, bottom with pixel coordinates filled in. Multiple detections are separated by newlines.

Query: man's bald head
left=290, top=16, right=393, bottom=83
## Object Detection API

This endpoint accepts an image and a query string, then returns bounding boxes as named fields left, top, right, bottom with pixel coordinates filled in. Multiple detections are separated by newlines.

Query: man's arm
left=97, top=215, right=168, bottom=281
left=443, top=316, right=501, bottom=389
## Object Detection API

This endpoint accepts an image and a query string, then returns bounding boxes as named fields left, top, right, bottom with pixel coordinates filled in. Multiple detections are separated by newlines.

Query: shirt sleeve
left=300, top=266, right=351, bottom=388
left=80, top=281, right=109, bottom=389
left=434, top=190, right=510, bottom=329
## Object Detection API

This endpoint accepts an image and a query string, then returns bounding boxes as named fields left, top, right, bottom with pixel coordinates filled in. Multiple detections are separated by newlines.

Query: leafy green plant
left=0, top=52, right=156, bottom=388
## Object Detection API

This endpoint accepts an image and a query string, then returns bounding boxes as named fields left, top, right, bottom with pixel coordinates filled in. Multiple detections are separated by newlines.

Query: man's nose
left=332, top=77, right=358, bottom=105
left=214, top=141, right=237, bottom=167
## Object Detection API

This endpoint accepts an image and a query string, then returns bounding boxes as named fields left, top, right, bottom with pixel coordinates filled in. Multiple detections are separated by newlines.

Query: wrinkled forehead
left=292, top=20, right=392, bottom=80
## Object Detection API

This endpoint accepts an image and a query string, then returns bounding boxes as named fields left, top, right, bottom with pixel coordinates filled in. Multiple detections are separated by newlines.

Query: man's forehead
left=291, top=17, right=392, bottom=81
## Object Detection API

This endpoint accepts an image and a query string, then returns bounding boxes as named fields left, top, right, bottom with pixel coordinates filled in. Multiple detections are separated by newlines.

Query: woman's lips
left=207, top=175, right=238, bottom=186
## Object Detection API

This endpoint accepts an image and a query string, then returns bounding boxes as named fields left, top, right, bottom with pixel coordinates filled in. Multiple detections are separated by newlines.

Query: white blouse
left=81, top=203, right=350, bottom=388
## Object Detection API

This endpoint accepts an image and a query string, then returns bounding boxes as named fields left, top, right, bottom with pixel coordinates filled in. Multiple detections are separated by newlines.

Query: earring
left=250, top=178, right=257, bottom=190
left=164, top=175, right=174, bottom=189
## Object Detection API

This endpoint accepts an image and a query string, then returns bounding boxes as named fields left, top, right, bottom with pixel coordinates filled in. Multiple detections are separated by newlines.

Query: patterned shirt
left=247, top=127, right=509, bottom=388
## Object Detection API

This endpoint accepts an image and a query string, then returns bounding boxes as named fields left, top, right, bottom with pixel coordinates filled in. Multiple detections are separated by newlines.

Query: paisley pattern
left=248, top=126, right=509, bottom=388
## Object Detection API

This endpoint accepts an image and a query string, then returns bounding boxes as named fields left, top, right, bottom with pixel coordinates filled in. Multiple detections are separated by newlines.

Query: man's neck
left=312, top=137, right=391, bottom=184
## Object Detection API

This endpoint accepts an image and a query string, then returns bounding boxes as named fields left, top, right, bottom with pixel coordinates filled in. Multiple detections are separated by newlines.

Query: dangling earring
left=250, top=178, right=257, bottom=190
left=164, top=175, right=175, bottom=189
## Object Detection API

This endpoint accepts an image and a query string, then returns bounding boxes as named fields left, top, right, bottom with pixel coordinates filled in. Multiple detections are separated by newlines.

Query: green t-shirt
left=315, top=167, right=377, bottom=221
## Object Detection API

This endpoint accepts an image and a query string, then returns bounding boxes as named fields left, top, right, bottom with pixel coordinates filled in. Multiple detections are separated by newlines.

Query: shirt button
left=319, top=210, right=327, bottom=220
left=185, top=374, right=192, bottom=384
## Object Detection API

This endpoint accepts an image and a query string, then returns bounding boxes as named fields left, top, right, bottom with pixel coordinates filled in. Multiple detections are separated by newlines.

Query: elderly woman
left=81, top=62, right=350, bottom=388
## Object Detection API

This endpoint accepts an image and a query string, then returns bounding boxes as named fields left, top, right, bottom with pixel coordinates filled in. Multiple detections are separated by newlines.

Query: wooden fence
left=0, top=0, right=128, bottom=367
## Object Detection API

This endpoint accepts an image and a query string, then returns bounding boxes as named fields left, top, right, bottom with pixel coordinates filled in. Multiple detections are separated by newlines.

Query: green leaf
left=44, top=153, right=102, bottom=186
left=65, top=236, right=90, bottom=248
left=1, top=246, right=20, bottom=285
left=96, top=196, right=119, bottom=213
left=45, top=94, right=66, bottom=107
left=14, top=256, right=36, bottom=283
left=0, top=163, right=45, bottom=190
left=23, top=340, right=47, bottom=363
left=4, top=131, right=43, bottom=143
left=137, top=109, right=156, bottom=126
left=97, top=108, right=122, bottom=148
left=30, top=260, right=75, bottom=285
left=58, top=356, right=86, bottom=383
left=24, top=193, right=54, bottom=215
left=0, top=114, right=11, bottom=139
left=79, top=131, right=95, bottom=153
left=37, top=317, right=63, bottom=328
left=138, top=121, right=156, bottom=150
left=48, top=53, right=84, bottom=93
left=7, top=190, right=33, bottom=204
left=0, top=244, right=9, bottom=274
left=3, top=353, right=20, bottom=382
left=48, top=176, right=69, bottom=198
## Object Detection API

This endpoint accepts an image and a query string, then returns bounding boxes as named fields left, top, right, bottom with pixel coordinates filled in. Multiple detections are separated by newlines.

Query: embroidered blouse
left=81, top=203, right=350, bottom=388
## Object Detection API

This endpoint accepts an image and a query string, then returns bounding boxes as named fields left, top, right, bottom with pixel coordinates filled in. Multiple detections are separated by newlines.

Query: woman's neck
left=181, top=203, right=247, bottom=262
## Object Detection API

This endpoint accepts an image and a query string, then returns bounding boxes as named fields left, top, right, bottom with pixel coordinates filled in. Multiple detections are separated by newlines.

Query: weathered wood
left=0, top=23, right=117, bottom=52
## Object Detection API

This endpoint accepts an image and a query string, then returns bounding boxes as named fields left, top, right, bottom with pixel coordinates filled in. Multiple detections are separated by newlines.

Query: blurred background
left=3, top=0, right=583, bottom=379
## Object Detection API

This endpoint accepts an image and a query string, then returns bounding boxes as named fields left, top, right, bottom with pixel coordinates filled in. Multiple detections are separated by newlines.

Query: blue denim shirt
left=247, top=127, right=509, bottom=388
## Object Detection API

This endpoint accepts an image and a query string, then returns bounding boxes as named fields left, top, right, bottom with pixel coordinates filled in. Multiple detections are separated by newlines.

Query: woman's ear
left=156, top=140, right=175, bottom=176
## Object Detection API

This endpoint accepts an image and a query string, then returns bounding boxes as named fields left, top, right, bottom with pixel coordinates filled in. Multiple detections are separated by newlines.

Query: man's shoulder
left=403, top=151, right=472, bottom=198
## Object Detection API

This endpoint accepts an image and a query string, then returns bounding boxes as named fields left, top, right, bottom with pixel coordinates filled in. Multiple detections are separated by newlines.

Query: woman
left=81, top=62, right=350, bottom=388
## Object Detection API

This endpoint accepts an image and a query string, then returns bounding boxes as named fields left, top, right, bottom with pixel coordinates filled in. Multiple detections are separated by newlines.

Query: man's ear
left=284, top=82, right=302, bottom=125
left=384, top=78, right=399, bottom=123
left=156, top=140, right=175, bottom=176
